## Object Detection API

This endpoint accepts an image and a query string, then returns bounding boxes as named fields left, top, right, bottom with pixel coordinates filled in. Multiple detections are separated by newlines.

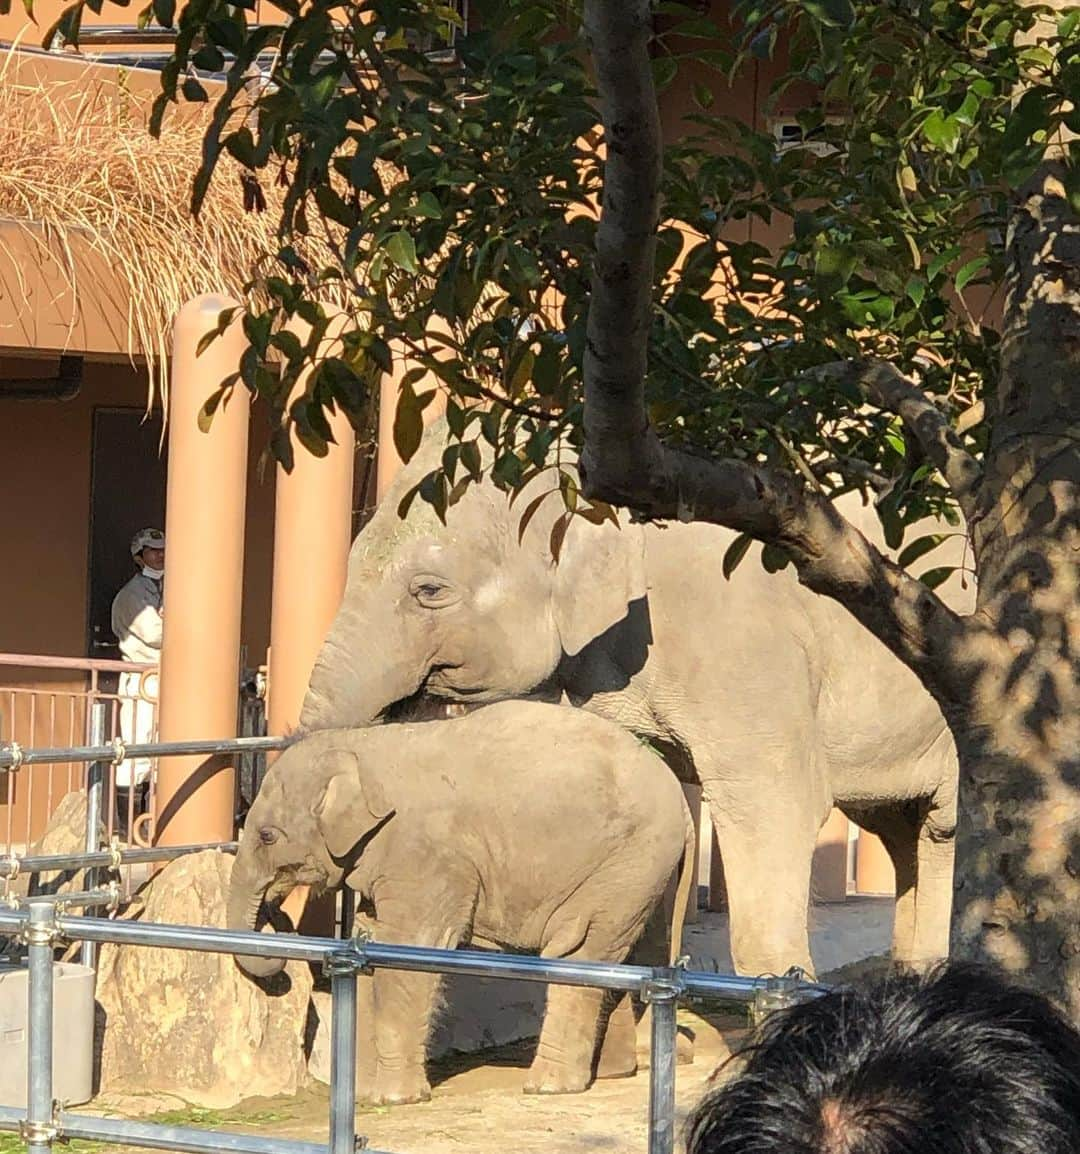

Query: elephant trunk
left=299, top=597, right=425, bottom=731
left=227, top=860, right=287, bottom=979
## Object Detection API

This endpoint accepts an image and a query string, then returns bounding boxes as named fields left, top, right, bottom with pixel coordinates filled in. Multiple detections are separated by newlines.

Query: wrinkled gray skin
left=229, top=701, right=694, bottom=1105
left=302, top=421, right=973, bottom=978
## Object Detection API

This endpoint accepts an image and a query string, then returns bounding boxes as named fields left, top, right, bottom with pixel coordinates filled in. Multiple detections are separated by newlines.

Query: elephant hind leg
left=525, top=983, right=607, bottom=1095
left=850, top=799, right=952, bottom=970
left=526, top=924, right=629, bottom=1095
left=594, top=993, right=637, bottom=1080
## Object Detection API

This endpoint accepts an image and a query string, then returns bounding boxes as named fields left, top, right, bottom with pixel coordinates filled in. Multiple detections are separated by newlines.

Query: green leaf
left=392, top=382, right=425, bottom=464
left=181, top=77, right=208, bottom=103
left=193, top=43, right=226, bottom=72
left=814, top=245, right=856, bottom=287
left=384, top=230, right=419, bottom=274
left=954, top=255, right=989, bottom=292
left=671, top=16, right=722, bottom=37
left=760, top=543, right=791, bottom=573
left=918, top=565, right=957, bottom=590
left=897, top=533, right=954, bottom=569
left=927, top=246, right=962, bottom=283
left=884, top=427, right=906, bottom=456
left=152, top=0, right=175, bottom=27
left=801, top=0, right=856, bottom=28
left=722, top=532, right=754, bottom=579
left=922, top=110, right=960, bottom=153
left=652, top=55, right=678, bottom=90
left=411, top=192, right=443, bottom=220
left=197, top=385, right=230, bottom=433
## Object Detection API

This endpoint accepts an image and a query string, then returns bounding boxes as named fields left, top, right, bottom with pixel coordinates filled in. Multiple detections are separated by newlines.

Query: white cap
left=130, top=527, right=166, bottom=558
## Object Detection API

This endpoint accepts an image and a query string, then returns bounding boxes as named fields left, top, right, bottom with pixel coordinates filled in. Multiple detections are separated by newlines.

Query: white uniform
left=111, top=572, right=162, bottom=788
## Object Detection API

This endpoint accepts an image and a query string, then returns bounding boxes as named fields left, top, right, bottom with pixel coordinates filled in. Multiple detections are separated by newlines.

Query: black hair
left=686, top=961, right=1080, bottom=1154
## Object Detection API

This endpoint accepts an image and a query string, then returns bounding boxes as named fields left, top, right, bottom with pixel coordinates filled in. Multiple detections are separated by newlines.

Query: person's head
left=687, top=961, right=1080, bottom=1154
left=130, top=528, right=165, bottom=577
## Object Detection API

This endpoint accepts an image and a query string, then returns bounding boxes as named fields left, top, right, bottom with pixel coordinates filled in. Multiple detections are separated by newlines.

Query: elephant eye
left=409, top=575, right=458, bottom=608
left=258, top=827, right=279, bottom=846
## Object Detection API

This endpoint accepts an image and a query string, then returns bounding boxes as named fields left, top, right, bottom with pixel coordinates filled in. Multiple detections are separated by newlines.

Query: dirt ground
left=92, top=1005, right=745, bottom=1154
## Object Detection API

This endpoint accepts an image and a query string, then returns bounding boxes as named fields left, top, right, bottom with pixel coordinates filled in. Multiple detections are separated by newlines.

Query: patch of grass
left=0, top=1135, right=102, bottom=1154
left=146, top=1105, right=292, bottom=1129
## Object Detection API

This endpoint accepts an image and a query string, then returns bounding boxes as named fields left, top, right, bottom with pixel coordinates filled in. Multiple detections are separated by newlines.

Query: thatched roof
left=0, top=44, right=335, bottom=410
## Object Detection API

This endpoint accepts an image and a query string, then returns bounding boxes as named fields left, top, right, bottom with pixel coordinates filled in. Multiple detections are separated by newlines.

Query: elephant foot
left=359, top=1071, right=432, bottom=1107
left=636, top=1026, right=695, bottom=1069
left=523, top=1059, right=591, bottom=1096
left=594, top=1039, right=637, bottom=1081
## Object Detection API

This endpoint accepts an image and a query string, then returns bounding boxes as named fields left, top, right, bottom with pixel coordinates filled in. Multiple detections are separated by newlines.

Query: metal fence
left=0, top=903, right=820, bottom=1154
left=0, top=731, right=824, bottom=1154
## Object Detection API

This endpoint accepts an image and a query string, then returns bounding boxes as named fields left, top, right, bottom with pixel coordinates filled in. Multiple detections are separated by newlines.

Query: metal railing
left=0, top=903, right=821, bottom=1154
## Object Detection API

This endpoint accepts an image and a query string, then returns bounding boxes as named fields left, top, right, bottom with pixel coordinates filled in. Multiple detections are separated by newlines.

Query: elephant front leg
left=525, top=984, right=606, bottom=1095
left=703, top=780, right=818, bottom=977
left=368, top=967, right=442, bottom=1106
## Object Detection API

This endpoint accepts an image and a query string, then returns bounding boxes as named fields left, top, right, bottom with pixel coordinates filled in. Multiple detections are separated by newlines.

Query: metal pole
left=24, top=903, right=57, bottom=1154
left=644, top=974, right=681, bottom=1154
left=326, top=954, right=359, bottom=1154
left=81, top=704, right=107, bottom=968
left=1, top=841, right=240, bottom=879
left=0, top=735, right=291, bottom=771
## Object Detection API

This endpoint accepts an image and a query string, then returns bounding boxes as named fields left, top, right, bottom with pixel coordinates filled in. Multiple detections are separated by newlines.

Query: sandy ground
left=88, top=898, right=894, bottom=1154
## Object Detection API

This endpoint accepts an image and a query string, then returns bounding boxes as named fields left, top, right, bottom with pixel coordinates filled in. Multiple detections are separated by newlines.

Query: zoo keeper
left=110, top=527, right=165, bottom=831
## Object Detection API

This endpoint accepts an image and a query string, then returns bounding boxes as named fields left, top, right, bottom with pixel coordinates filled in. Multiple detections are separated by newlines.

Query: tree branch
left=623, top=433, right=981, bottom=698
left=578, top=0, right=988, bottom=707
left=815, top=360, right=983, bottom=521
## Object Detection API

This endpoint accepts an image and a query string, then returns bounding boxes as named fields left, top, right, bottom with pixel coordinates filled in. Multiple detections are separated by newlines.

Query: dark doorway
left=87, top=408, right=167, bottom=657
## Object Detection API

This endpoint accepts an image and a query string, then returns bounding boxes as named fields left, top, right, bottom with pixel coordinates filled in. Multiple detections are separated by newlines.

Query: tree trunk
left=948, top=163, right=1080, bottom=1008
left=579, top=0, right=1079, bottom=1007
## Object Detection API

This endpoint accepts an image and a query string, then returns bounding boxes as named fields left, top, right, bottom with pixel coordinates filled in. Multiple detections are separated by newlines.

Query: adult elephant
left=301, top=421, right=971, bottom=977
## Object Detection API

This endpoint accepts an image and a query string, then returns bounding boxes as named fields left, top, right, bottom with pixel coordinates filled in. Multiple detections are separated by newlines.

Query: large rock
left=96, top=850, right=312, bottom=1107
left=7, top=789, right=105, bottom=900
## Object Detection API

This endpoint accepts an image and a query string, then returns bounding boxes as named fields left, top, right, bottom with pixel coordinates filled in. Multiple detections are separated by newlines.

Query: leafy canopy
left=25, top=0, right=1080, bottom=564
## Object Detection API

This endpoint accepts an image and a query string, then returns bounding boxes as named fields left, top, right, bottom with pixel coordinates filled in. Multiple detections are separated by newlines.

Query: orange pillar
left=269, top=318, right=355, bottom=937
left=155, top=295, right=250, bottom=846
left=267, top=318, right=356, bottom=740
left=855, top=830, right=896, bottom=895
left=811, top=808, right=850, bottom=903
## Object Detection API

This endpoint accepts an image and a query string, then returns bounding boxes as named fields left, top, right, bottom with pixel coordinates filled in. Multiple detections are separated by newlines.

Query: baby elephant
left=228, top=700, right=694, bottom=1105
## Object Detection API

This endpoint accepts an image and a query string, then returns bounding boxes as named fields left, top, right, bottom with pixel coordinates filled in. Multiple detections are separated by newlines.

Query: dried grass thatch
left=0, top=44, right=341, bottom=411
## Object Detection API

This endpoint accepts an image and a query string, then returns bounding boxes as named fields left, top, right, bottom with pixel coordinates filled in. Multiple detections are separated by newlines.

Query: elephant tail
left=668, top=802, right=696, bottom=967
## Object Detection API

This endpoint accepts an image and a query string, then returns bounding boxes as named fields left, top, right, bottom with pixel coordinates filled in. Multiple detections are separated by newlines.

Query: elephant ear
left=312, top=748, right=394, bottom=859
left=551, top=510, right=648, bottom=658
